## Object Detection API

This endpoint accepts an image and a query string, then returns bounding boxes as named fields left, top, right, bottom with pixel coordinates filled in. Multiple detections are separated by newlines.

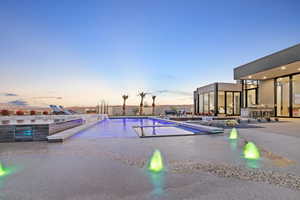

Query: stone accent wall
left=0, top=125, right=15, bottom=142
left=0, top=119, right=84, bottom=142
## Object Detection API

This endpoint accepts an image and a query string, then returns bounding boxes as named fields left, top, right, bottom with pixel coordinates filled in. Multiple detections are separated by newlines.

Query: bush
left=43, top=111, right=49, bottom=115
left=16, top=110, right=24, bottom=115
left=30, top=110, right=36, bottom=115
left=1, top=110, right=10, bottom=116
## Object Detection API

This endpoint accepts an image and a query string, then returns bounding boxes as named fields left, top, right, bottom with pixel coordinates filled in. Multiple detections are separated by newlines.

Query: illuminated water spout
left=243, top=141, right=260, bottom=160
left=148, top=150, right=164, bottom=173
left=229, top=128, right=238, bottom=139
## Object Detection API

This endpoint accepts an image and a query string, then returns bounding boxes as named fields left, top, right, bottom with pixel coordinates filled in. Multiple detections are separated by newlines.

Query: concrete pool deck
left=47, top=119, right=104, bottom=142
left=0, top=119, right=300, bottom=199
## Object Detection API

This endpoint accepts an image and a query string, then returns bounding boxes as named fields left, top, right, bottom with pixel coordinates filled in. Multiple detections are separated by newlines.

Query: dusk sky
left=1, top=0, right=300, bottom=107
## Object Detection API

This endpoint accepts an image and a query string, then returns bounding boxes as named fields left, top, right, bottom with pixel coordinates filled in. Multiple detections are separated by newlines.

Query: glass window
left=292, top=74, right=300, bottom=117
left=218, top=91, right=225, bottom=114
left=276, top=77, right=290, bottom=117
left=247, top=89, right=256, bottom=107
left=199, top=94, right=203, bottom=114
left=209, top=92, right=215, bottom=114
left=226, top=92, right=233, bottom=115
left=234, top=92, right=240, bottom=115
left=204, top=93, right=209, bottom=113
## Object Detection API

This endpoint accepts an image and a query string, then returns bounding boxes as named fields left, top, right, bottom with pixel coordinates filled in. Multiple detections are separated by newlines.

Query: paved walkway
left=0, top=119, right=300, bottom=200
left=255, top=118, right=300, bottom=138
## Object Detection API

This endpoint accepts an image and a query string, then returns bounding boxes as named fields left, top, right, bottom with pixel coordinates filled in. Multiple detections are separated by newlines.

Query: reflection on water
left=152, top=120, right=156, bottom=136
left=122, top=119, right=127, bottom=131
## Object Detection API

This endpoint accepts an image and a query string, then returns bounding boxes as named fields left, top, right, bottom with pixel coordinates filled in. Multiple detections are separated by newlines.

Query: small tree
left=16, top=110, right=24, bottom=115
left=138, top=92, right=147, bottom=115
left=152, top=96, right=156, bottom=115
left=122, top=94, right=129, bottom=116
left=1, top=110, right=10, bottom=116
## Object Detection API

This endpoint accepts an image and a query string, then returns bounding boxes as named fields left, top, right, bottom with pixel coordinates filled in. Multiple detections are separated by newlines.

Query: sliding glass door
left=276, top=77, right=290, bottom=117
left=234, top=92, right=241, bottom=115
left=226, top=92, right=233, bottom=115
left=225, top=91, right=241, bottom=116
left=292, top=74, right=300, bottom=117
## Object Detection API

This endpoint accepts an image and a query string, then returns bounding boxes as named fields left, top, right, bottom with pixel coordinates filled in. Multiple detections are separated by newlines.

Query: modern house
left=234, top=43, right=300, bottom=118
left=194, top=82, right=242, bottom=116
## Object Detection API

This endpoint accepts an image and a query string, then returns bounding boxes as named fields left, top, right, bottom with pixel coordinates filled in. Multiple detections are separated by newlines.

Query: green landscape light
left=148, top=150, right=164, bottom=173
left=0, top=162, right=7, bottom=177
left=229, top=128, right=238, bottom=139
left=243, top=141, right=260, bottom=160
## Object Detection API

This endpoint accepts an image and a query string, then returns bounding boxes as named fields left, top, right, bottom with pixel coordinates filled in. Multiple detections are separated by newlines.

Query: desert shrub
left=1, top=110, right=10, bottom=116
left=16, top=110, right=24, bottom=115
left=43, top=111, right=49, bottom=115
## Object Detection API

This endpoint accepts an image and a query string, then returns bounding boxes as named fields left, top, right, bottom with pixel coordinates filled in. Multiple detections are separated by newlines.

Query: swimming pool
left=72, top=118, right=205, bottom=139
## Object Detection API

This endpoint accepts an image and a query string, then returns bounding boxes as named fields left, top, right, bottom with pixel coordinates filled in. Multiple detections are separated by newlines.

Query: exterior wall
left=109, top=105, right=193, bottom=116
left=197, top=83, right=215, bottom=93
left=0, top=114, right=106, bottom=142
left=194, top=82, right=242, bottom=116
left=218, top=83, right=242, bottom=91
left=0, top=125, right=14, bottom=142
left=259, top=79, right=275, bottom=107
left=0, top=124, right=49, bottom=142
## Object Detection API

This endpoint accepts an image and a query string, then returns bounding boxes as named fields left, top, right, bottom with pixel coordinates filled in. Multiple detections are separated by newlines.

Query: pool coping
left=47, top=119, right=104, bottom=142
left=149, top=117, right=224, bottom=134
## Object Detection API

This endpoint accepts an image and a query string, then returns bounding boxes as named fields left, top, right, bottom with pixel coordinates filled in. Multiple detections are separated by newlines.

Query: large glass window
left=204, top=93, right=209, bottom=113
left=209, top=92, right=215, bottom=114
left=218, top=91, right=225, bottom=114
left=292, top=74, right=300, bottom=117
left=276, top=77, right=290, bottom=117
left=226, top=92, right=233, bottom=115
left=199, top=94, right=204, bottom=114
left=247, top=89, right=257, bottom=107
left=234, top=92, right=241, bottom=115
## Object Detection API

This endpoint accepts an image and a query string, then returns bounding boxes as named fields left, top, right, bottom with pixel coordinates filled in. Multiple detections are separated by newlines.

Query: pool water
left=72, top=118, right=203, bottom=139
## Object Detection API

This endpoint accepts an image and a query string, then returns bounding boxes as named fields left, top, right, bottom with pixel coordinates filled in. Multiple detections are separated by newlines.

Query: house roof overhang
left=234, top=43, right=300, bottom=80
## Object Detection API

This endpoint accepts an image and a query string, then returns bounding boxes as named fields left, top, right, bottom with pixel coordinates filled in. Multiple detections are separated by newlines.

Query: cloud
left=0, top=93, right=18, bottom=96
left=152, top=90, right=192, bottom=96
left=32, top=96, right=63, bottom=100
left=7, top=100, right=29, bottom=106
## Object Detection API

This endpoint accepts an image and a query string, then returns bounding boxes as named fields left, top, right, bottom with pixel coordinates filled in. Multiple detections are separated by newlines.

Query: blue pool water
left=72, top=118, right=203, bottom=139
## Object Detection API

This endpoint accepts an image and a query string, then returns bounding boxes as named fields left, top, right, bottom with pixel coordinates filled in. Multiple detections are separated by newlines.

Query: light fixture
left=263, top=76, right=267, bottom=79
left=281, top=66, right=286, bottom=70
left=248, top=76, right=252, bottom=79
left=298, top=68, right=300, bottom=71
